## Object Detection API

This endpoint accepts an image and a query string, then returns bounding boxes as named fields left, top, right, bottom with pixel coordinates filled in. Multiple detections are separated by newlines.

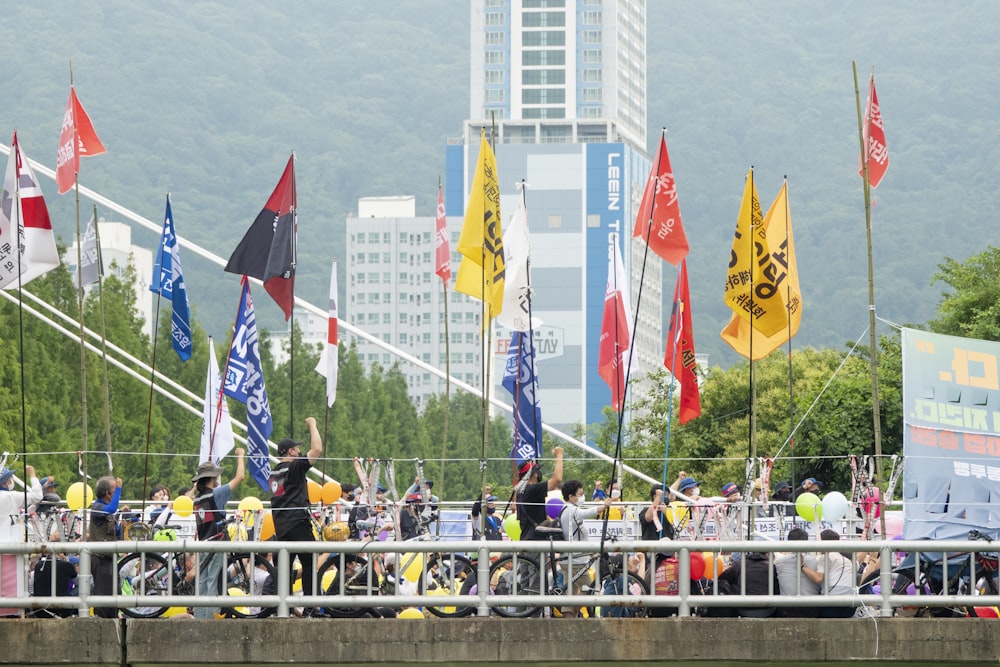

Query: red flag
left=632, top=133, right=689, bottom=265
left=55, top=87, right=107, bottom=195
left=225, top=155, right=297, bottom=319
left=663, top=260, right=700, bottom=424
left=0, top=133, right=59, bottom=289
left=434, top=184, right=451, bottom=284
left=598, top=234, right=632, bottom=412
left=860, top=75, right=889, bottom=189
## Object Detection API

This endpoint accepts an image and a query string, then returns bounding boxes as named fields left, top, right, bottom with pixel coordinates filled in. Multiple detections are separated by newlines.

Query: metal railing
left=2, top=537, right=999, bottom=618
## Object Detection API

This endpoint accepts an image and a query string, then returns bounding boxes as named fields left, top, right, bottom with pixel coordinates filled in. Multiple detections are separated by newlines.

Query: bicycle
left=464, top=527, right=649, bottom=618
left=315, top=513, right=477, bottom=618
left=116, top=520, right=277, bottom=619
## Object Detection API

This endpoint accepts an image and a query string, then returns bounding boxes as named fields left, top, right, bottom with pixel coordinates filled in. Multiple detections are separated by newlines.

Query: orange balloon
left=702, top=552, right=725, bottom=580
left=321, top=480, right=342, bottom=505
left=259, top=511, right=275, bottom=541
left=307, top=479, right=322, bottom=504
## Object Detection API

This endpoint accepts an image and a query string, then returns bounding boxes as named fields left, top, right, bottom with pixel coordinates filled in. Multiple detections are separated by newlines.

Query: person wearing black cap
left=191, top=447, right=246, bottom=619
left=516, top=446, right=564, bottom=542
left=792, top=477, right=824, bottom=501
left=269, top=416, right=323, bottom=615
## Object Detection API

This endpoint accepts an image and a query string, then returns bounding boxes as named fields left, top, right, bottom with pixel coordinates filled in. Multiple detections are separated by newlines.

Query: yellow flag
left=722, top=168, right=788, bottom=337
left=721, top=181, right=801, bottom=359
left=455, top=129, right=505, bottom=319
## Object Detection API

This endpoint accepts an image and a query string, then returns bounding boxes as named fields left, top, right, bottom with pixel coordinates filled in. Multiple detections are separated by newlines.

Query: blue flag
left=151, top=196, right=192, bottom=361
left=502, top=330, right=543, bottom=466
left=224, top=278, right=273, bottom=491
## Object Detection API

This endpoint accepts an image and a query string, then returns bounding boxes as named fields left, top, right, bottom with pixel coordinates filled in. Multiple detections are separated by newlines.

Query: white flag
left=200, top=337, right=235, bottom=464
left=496, top=187, right=540, bottom=331
left=315, top=258, right=339, bottom=407
left=0, top=133, right=59, bottom=289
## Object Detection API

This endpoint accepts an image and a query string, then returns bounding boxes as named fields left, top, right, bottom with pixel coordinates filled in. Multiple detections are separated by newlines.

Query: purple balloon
left=871, top=583, right=881, bottom=594
left=906, top=583, right=916, bottom=596
left=545, top=497, right=565, bottom=520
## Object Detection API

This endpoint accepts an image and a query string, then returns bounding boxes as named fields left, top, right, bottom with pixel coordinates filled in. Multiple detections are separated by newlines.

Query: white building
left=64, top=220, right=154, bottom=337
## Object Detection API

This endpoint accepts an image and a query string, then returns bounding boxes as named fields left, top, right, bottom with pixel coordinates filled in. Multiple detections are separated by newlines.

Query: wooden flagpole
left=90, top=205, right=114, bottom=474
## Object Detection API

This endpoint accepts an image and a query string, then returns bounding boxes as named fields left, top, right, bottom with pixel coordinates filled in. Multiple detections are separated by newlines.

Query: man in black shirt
left=516, top=446, right=563, bottom=542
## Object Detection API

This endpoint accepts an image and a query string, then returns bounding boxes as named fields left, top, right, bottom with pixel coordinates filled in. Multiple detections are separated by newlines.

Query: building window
left=399, top=313, right=408, bottom=324
left=356, top=254, right=365, bottom=264
left=368, top=272, right=379, bottom=283
left=383, top=313, right=391, bottom=324
left=399, top=232, right=407, bottom=243
left=582, top=107, right=602, bottom=119
left=485, top=12, right=505, bottom=26
left=583, top=69, right=602, bottom=83
left=582, top=87, right=602, bottom=102
left=486, top=89, right=505, bottom=103
left=523, top=88, right=565, bottom=104
left=583, top=30, right=602, bottom=44
left=485, top=51, right=504, bottom=65
left=400, top=333, right=408, bottom=344
left=522, top=107, right=566, bottom=119
left=422, top=333, right=431, bottom=344
left=367, top=232, right=379, bottom=243
left=486, top=31, right=504, bottom=45
left=522, top=30, right=565, bottom=47
left=368, top=252, right=379, bottom=263
left=357, top=294, right=366, bottom=304
left=522, top=69, right=566, bottom=85
left=357, top=274, right=366, bottom=284
left=383, top=232, right=391, bottom=243
left=384, top=292, right=391, bottom=304
left=523, top=0, right=565, bottom=6
left=523, top=50, right=565, bottom=66
left=583, top=49, right=602, bottom=63
left=355, top=235, right=364, bottom=244
left=522, top=11, right=565, bottom=27
left=485, top=70, right=504, bottom=84
left=582, top=10, right=602, bottom=24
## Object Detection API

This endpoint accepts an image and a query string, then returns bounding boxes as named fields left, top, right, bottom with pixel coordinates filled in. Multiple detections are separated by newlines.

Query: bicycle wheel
left=223, top=553, right=278, bottom=619
left=590, top=569, right=649, bottom=618
left=316, top=553, right=377, bottom=618
left=424, top=553, right=476, bottom=618
left=483, top=555, right=543, bottom=618
left=117, top=552, right=172, bottom=618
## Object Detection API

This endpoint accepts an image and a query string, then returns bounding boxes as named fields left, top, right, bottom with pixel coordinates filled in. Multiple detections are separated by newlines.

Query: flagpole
left=747, top=167, right=757, bottom=541
left=13, top=136, right=32, bottom=556
left=478, top=120, right=497, bottom=541
left=782, top=178, right=796, bottom=497
left=142, top=193, right=170, bottom=512
left=437, top=177, right=451, bottom=498
left=90, top=206, right=114, bottom=473
left=853, top=61, right=886, bottom=538
left=289, top=153, right=297, bottom=439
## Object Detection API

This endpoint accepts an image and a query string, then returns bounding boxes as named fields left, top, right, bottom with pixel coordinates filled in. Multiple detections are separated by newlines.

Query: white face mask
left=610, top=489, right=621, bottom=500
left=691, top=487, right=701, bottom=498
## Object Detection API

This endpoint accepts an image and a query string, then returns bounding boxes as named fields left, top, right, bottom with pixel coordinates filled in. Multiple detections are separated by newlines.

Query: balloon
left=545, top=497, right=564, bottom=520
left=664, top=501, right=688, bottom=526
left=398, top=607, right=424, bottom=619
left=881, top=513, right=903, bottom=539
left=401, top=553, right=426, bottom=583
left=172, top=495, right=194, bottom=518
left=795, top=492, right=822, bottom=522
left=238, top=496, right=263, bottom=512
left=702, top=552, right=724, bottom=580
left=66, top=482, right=94, bottom=512
left=861, top=487, right=881, bottom=519
left=321, top=481, right=342, bottom=505
left=503, top=514, right=521, bottom=540
left=259, top=511, right=275, bottom=541
left=821, top=491, right=849, bottom=522
left=307, top=480, right=322, bottom=504
left=689, top=551, right=706, bottom=580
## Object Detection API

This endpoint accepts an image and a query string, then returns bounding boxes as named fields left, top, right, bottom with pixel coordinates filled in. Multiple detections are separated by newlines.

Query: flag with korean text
left=598, top=233, right=633, bottom=412
left=721, top=180, right=801, bottom=360
left=632, top=133, right=689, bottom=265
left=150, top=196, right=192, bottom=361
left=455, top=129, right=504, bottom=320
left=0, top=133, right=60, bottom=289
left=78, top=211, right=103, bottom=290
left=434, top=184, right=451, bottom=284
left=502, top=329, right=543, bottom=466
left=200, top=337, right=236, bottom=465
left=722, top=168, right=787, bottom=337
left=497, top=186, right=539, bottom=332
left=860, top=74, right=889, bottom=189
left=55, top=86, right=107, bottom=195
left=224, top=277, right=273, bottom=492
left=314, top=258, right=339, bottom=407
left=664, top=260, right=700, bottom=424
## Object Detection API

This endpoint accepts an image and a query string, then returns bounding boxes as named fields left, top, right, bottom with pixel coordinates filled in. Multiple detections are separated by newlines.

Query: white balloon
left=821, top=491, right=850, bottom=521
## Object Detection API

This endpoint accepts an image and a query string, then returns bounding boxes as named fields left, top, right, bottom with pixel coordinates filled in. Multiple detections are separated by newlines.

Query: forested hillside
left=3, top=0, right=999, bottom=370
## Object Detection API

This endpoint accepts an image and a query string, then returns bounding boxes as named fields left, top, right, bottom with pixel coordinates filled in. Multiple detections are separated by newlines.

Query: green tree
left=930, top=246, right=1000, bottom=341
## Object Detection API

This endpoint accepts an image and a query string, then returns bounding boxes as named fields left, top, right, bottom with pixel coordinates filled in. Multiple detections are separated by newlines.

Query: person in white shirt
left=559, top=479, right=611, bottom=618
left=801, top=529, right=856, bottom=618
left=774, top=527, right=820, bottom=617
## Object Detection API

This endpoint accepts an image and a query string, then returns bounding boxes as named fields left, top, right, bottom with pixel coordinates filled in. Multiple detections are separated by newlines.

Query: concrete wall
left=1, top=618, right=998, bottom=665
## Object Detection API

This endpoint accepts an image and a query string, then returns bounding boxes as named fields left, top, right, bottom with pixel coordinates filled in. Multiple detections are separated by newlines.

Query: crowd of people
left=0, top=432, right=882, bottom=620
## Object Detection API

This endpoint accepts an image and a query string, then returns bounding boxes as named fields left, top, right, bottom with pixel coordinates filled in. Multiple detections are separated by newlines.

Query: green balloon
left=795, top=492, right=823, bottom=522
left=502, top=513, right=521, bottom=540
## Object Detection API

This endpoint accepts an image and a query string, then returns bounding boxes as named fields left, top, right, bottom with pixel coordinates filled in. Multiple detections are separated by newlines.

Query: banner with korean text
left=902, top=328, right=1000, bottom=539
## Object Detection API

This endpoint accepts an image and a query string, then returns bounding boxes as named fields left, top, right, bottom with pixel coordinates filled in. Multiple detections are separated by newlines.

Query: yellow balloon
left=162, top=606, right=189, bottom=618
left=173, top=495, right=194, bottom=518
left=259, top=511, right=275, bottom=541
left=401, top=552, right=426, bottom=584
left=321, top=481, right=342, bottom=505
left=397, top=607, right=425, bottom=619
left=307, top=480, right=322, bottom=504
left=66, top=482, right=94, bottom=512
left=238, top=496, right=264, bottom=512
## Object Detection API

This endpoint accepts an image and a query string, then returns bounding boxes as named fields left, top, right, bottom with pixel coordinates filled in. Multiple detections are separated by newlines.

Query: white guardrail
left=2, top=537, right=999, bottom=619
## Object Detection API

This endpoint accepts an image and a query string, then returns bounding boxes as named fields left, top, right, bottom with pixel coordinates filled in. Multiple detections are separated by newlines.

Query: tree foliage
left=930, top=246, right=1000, bottom=341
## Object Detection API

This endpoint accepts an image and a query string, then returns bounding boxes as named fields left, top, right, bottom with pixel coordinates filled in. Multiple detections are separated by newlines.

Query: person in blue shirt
left=592, top=480, right=608, bottom=501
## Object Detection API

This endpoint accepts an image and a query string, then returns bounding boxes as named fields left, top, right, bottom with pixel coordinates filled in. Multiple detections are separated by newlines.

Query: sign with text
left=902, top=328, right=1000, bottom=539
